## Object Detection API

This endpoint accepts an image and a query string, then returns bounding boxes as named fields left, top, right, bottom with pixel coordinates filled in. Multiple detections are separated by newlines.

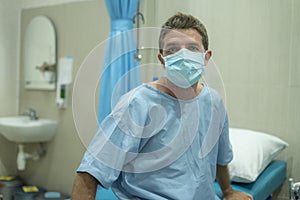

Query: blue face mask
left=162, top=48, right=206, bottom=88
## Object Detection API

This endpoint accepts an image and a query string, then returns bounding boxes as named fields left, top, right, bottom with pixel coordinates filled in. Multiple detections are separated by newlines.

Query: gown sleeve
left=77, top=91, right=149, bottom=188
left=217, top=114, right=233, bottom=166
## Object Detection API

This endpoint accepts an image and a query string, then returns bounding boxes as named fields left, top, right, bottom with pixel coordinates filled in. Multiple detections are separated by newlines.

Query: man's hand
left=223, top=188, right=253, bottom=200
left=216, top=164, right=253, bottom=200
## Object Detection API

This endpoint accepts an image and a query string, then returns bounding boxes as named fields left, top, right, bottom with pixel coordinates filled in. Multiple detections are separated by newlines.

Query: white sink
left=0, top=116, right=57, bottom=143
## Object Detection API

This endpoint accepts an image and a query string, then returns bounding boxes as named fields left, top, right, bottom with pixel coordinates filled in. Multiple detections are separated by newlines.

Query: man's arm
left=216, top=164, right=232, bottom=196
left=216, top=164, right=253, bottom=200
left=71, top=172, right=98, bottom=200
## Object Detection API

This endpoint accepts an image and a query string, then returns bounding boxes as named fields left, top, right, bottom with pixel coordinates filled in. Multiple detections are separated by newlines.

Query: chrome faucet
left=23, top=108, right=38, bottom=120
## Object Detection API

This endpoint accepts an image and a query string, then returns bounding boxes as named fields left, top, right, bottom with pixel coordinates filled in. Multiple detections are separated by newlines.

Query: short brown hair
left=159, top=12, right=209, bottom=53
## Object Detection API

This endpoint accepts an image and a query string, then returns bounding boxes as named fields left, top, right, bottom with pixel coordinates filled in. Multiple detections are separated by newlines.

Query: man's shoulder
left=115, top=84, right=153, bottom=107
left=201, top=86, right=223, bottom=102
left=123, top=84, right=153, bottom=99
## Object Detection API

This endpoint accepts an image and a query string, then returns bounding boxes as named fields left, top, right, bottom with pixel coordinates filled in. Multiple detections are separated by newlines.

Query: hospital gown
left=77, top=83, right=233, bottom=200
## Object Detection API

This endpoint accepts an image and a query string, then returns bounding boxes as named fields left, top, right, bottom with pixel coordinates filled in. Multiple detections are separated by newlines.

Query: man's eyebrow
left=165, top=42, right=201, bottom=47
left=164, top=42, right=180, bottom=46
left=186, top=42, right=201, bottom=46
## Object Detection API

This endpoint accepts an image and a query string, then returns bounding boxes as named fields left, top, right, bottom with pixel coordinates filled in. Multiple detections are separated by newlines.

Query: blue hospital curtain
left=98, top=0, right=141, bottom=124
left=96, top=0, right=140, bottom=199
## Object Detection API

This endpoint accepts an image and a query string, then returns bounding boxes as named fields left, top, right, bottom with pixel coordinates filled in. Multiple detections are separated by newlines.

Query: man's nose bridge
left=176, top=44, right=189, bottom=53
left=180, top=45, right=187, bottom=50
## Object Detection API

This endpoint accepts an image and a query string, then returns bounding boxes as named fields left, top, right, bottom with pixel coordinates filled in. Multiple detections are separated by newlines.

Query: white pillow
left=228, top=128, right=288, bottom=183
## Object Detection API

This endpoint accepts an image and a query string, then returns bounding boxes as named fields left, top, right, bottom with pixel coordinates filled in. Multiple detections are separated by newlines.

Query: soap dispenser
left=56, top=56, right=73, bottom=108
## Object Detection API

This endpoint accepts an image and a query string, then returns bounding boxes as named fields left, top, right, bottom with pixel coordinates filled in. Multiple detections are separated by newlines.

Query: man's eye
left=166, top=47, right=179, bottom=54
left=188, top=46, right=200, bottom=52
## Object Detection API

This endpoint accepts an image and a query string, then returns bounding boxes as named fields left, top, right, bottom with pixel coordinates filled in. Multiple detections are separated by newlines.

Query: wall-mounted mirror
left=24, top=15, right=56, bottom=90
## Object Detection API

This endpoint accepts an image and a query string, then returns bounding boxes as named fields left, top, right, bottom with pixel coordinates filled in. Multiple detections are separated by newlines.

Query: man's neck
left=149, top=77, right=203, bottom=100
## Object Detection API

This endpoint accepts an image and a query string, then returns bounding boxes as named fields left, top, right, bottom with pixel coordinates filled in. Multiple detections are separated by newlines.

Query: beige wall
left=0, top=0, right=20, bottom=117
left=0, top=0, right=21, bottom=176
left=0, top=0, right=298, bottom=198
left=18, top=0, right=109, bottom=194
left=151, top=0, right=300, bottom=199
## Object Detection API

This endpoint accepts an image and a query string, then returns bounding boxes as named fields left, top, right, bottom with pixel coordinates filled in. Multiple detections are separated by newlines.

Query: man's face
left=162, top=28, right=205, bottom=57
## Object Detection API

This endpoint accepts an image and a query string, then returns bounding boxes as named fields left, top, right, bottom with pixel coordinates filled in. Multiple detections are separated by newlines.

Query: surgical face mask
left=162, top=48, right=206, bottom=88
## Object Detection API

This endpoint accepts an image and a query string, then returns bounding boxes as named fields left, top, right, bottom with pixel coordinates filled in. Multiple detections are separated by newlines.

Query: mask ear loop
left=197, top=51, right=207, bottom=86
left=158, top=53, right=166, bottom=66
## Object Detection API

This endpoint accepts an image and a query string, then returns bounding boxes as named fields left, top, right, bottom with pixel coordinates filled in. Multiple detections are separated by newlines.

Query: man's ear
left=204, top=50, right=212, bottom=66
left=158, top=54, right=165, bottom=67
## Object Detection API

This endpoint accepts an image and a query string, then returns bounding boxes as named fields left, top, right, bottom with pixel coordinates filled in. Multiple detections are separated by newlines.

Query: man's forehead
left=163, top=29, right=202, bottom=45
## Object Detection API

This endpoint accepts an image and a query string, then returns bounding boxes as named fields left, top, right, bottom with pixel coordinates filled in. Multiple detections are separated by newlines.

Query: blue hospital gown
left=77, top=84, right=233, bottom=200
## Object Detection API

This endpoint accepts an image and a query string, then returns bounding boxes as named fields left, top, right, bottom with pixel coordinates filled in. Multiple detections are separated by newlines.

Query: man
left=72, top=13, right=253, bottom=200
